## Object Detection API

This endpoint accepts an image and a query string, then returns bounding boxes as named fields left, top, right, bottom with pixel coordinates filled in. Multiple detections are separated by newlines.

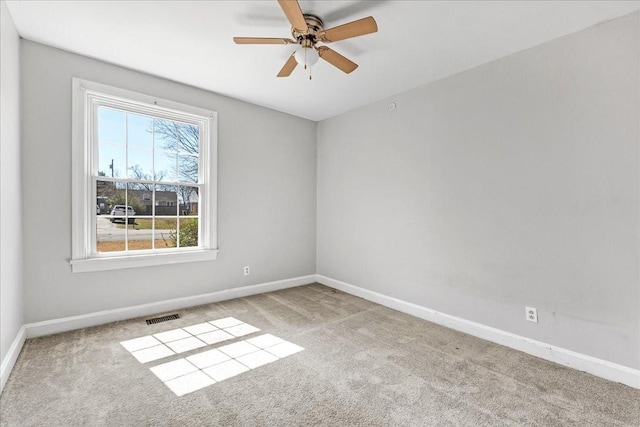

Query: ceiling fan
left=233, top=0, right=378, bottom=78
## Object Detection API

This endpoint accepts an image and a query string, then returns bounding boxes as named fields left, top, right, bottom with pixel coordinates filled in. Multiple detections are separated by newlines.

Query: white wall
left=20, top=41, right=317, bottom=323
left=317, top=12, right=639, bottom=369
left=0, top=0, right=23, bottom=365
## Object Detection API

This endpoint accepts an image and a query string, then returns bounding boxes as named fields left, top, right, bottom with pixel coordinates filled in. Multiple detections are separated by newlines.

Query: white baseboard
left=24, top=275, right=316, bottom=339
left=5, top=274, right=637, bottom=393
left=0, top=325, right=26, bottom=393
left=316, top=275, right=640, bottom=390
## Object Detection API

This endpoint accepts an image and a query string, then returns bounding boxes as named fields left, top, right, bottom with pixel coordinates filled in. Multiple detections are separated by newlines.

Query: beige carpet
left=1, top=284, right=638, bottom=426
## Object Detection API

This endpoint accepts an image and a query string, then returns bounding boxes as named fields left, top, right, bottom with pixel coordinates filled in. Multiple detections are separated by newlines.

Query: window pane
left=155, top=217, right=177, bottom=249
left=127, top=216, right=152, bottom=252
left=96, top=227, right=125, bottom=253
left=178, top=153, right=198, bottom=183
left=154, top=118, right=177, bottom=149
left=96, top=179, right=124, bottom=252
left=155, top=185, right=178, bottom=216
left=176, top=122, right=198, bottom=184
left=99, top=143, right=125, bottom=178
left=127, top=182, right=147, bottom=217
left=98, top=107, right=125, bottom=144
left=96, top=180, right=112, bottom=215
left=179, top=218, right=199, bottom=248
left=128, top=147, right=154, bottom=181
left=154, top=149, right=177, bottom=182
left=102, top=183, right=126, bottom=215
left=128, top=113, right=153, bottom=149
left=178, top=186, right=198, bottom=215
left=177, top=123, right=199, bottom=185
left=98, top=107, right=126, bottom=178
left=177, top=123, right=199, bottom=155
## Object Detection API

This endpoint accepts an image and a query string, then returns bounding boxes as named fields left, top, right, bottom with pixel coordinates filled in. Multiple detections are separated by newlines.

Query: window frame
left=71, top=78, right=218, bottom=273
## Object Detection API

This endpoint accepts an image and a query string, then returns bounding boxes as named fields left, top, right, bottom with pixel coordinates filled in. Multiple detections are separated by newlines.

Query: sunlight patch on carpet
left=151, top=334, right=304, bottom=396
left=120, top=317, right=260, bottom=363
left=120, top=318, right=304, bottom=396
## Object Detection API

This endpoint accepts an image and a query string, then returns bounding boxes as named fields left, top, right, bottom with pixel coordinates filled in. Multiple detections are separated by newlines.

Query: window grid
left=91, top=110, right=203, bottom=254
left=72, top=78, right=217, bottom=272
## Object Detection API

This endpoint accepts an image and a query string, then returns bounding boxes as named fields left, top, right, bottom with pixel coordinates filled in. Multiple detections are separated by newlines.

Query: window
left=71, top=79, right=217, bottom=272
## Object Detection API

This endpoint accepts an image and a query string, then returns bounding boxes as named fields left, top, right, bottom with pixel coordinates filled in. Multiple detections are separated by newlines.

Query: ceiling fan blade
left=318, top=16, right=378, bottom=43
left=234, top=37, right=295, bottom=45
left=277, top=0, right=309, bottom=34
left=277, top=53, right=298, bottom=77
left=317, top=47, right=358, bottom=74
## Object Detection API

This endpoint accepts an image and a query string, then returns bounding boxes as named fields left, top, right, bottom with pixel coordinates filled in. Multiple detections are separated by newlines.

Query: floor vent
left=146, top=313, right=180, bottom=325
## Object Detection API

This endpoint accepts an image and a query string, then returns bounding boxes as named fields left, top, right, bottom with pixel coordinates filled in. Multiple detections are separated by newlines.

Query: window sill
left=70, top=249, right=218, bottom=273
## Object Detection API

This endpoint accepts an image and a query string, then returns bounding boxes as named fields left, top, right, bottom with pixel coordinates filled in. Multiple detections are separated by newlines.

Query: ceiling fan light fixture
left=294, top=46, right=319, bottom=67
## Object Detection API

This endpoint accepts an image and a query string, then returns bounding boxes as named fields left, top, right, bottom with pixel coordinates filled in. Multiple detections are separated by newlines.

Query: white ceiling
left=6, top=1, right=639, bottom=121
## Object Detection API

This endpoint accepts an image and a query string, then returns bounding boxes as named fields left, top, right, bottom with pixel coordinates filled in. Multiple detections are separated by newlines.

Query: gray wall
left=0, top=1, right=24, bottom=364
left=21, top=41, right=317, bottom=323
left=317, top=12, right=639, bottom=369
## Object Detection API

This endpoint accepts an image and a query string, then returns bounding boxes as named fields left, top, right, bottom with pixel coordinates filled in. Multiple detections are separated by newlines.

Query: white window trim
left=71, top=78, right=218, bottom=273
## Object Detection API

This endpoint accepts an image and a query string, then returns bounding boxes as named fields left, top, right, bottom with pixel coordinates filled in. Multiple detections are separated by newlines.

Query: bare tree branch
left=153, top=120, right=199, bottom=187
left=128, top=164, right=167, bottom=190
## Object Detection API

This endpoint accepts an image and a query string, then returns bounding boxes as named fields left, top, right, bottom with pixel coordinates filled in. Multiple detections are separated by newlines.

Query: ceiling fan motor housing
left=293, top=14, right=324, bottom=48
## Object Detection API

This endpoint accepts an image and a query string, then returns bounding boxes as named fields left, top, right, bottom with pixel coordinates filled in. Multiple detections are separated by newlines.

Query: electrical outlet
left=526, top=306, right=538, bottom=323
left=243, top=266, right=250, bottom=276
